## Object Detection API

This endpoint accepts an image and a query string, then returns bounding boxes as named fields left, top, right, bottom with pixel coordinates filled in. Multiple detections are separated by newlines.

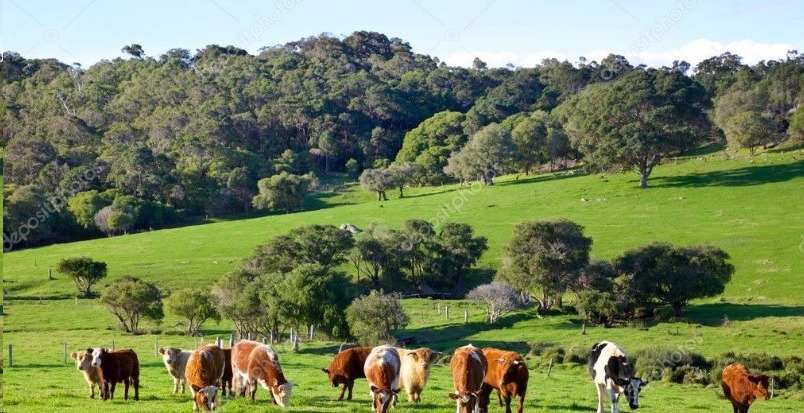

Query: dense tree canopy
left=3, top=40, right=803, bottom=250
left=557, top=69, right=712, bottom=188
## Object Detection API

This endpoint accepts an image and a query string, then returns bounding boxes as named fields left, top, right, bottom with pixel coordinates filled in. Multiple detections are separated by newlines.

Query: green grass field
left=3, top=149, right=804, bottom=412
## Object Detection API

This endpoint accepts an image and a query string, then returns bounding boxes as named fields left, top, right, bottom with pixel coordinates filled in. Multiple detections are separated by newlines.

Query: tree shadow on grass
left=651, top=160, right=804, bottom=188
left=685, top=303, right=804, bottom=325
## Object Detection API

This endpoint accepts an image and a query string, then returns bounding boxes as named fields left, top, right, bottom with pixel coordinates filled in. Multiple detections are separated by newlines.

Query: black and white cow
left=588, top=341, right=647, bottom=413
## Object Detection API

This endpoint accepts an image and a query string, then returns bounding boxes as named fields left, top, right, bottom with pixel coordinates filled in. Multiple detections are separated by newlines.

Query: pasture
left=3, top=149, right=804, bottom=412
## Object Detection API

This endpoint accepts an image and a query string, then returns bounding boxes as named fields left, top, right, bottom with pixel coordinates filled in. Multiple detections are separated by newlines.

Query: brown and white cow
left=159, top=346, right=192, bottom=394
left=186, top=344, right=226, bottom=412
left=396, top=347, right=439, bottom=403
left=480, top=347, right=528, bottom=413
left=322, top=346, right=373, bottom=400
left=449, top=344, right=488, bottom=413
left=70, top=350, right=105, bottom=399
left=89, top=347, right=140, bottom=401
left=721, top=363, right=771, bottom=413
left=231, top=340, right=295, bottom=406
left=364, top=344, right=401, bottom=413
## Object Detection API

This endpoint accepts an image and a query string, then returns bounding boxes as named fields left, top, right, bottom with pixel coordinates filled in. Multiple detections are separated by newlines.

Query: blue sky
left=3, top=0, right=803, bottom=68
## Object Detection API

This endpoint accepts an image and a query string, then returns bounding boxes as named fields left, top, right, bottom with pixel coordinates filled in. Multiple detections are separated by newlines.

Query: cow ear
left=371, top=385, right=380, bottom=394
left=641, top=379, right=649, bottom=386
left=448, top=393, right=460, bottom=400
left=86, top=348, right=94, bottom=354
left=191, top=385, right=201, bottom=393
left=322, top=368, right=329, bottom=374
left=158, top=347, right=165, bottom=355
left=409, top=352, right=420, bottom=361
left=747, top=375, right=763, bottom=384
left=70, top=352, right=78, bottom=360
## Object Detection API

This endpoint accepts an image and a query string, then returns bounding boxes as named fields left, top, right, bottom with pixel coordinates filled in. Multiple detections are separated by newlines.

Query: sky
left=2, top=0, right=803, bottom=69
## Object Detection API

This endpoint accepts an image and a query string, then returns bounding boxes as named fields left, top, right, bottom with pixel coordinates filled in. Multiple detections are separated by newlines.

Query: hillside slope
left=5, top=152, right=803, bottom=306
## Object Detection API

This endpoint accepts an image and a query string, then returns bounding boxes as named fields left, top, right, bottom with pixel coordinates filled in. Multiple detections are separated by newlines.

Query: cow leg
left=109, top=381, right=117, bottom=400
left=346, top=381, right=354, bottom=400
left=608, top=388, right=620, bottom=413
left=88, top=382, right=95, bottom=399
left=503, top=394, right=512, bottom=413
left=123, top=378, right=130, bottom=400
left=338, top=383, right=347, bottom=400
left=516, top=395, right=525, bottom=413
left=595, top=382, right=605, bottom=413
left=133, top=376, right=139, bottom=401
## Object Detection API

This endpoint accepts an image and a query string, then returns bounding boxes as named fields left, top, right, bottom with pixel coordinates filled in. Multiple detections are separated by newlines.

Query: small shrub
left=565, top=345, right=588, bottom=364
left=528, top=342, right=565, bottom=363
left=717, top=352, right=783, bottom=371
left=631, top=347, right=710, bottom=382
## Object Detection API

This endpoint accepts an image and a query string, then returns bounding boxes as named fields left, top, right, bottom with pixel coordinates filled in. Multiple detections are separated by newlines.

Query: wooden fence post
left=262, top=337, right=268, bottom=345
left=445, top=305, right=450, bottom=319
left=8, top=344, right=12, bottom=367
left=546, top=358, right=554, bottom=377
left=216, top=337, right=222, bottom=347
left=229, top=334, right=234, bottom=347
left=464, top=310, right=468, bottom=324
left=48, top=268, right=53, bottom=280
left=155, top=337, right=159, bottom=356
left=111, top=340, right=115, bottom=351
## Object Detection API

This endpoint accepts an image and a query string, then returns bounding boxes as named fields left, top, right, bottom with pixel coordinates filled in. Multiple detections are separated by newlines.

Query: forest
left=3, top=31, right=803, bottom=250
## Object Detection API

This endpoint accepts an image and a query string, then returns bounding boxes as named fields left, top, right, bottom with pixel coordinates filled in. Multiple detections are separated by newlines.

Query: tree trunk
left=398, top=186, right=404, bottom=198
left=639, top=171, right=649, bottom=189
left=672, top=302, right=684, bottom=317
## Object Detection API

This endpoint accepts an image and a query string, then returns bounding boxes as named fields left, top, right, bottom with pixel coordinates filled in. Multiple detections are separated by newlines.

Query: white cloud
left=440, top=39, right=795, bottom=69
left=632, top=39, right=795, bottom=68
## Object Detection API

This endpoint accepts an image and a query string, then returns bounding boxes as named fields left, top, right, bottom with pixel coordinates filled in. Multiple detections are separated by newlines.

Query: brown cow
left=722, top=363, right=771, bottom=413
left=186, top=344, right=226, bottom=412
left=321, top=346, right=372, bottom=400
left=397, top=347, right=439, bottom=402
left=221, top=348, right=233, bottom=397
left=70, top=350, right=105, bottom=399
left=364, top=344, right=401, bottom=413
left=480, top=347, right=528, bottom=413
left=449, top=344, right=488, bottom=413
left=231, top=340, right=295, bottom=406
left=89, top=347, right=140, bottom=401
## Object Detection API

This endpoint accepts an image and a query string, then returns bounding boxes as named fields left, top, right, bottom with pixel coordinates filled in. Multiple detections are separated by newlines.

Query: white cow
left=159, top=346, right=192, bottom=394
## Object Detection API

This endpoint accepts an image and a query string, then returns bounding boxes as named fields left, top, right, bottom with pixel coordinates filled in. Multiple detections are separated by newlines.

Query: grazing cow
left=364, top=344, right=401, bottom=413
left=449, top=344, right=488, bottom=413
left=70, top=350, right=105, bottom=399
left=322, top=346, right=373, bottom=400
left=480, top=347, right=528, bottom=413
left=186, top=344, right=226, bottom=412
left=231, top=340, right=295, bottom=406
left=396, top=347, right=439, bottom=402
left=588, top=341, right=647, bottom=413
left=221, top=348, right=233, bottom=397
left=89, top=347, right=140, bottom=401
left=158, top=346, right=192, bottom=394
left=721, top=363, right=770, bottom=413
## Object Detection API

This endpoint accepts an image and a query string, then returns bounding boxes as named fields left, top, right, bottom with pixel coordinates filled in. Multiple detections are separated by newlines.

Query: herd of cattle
left=69, top=340, right=772, bottom=413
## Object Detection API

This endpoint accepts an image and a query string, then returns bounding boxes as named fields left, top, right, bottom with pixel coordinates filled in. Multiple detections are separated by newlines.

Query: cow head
left=624, top=377, right=648, bottom=409
left=268, top=381, right=295, bottom=407
left=321, top=368, right=339, bottom=387
left=748, top=374, right=771, bottom=400
left=89, top=347, right=107, bottom=368
left=449, top=391, right=481, bottom=413
left=495, top=356, right=526, bottom=386
left=371, top=385, right=399, bottom=413
left=71, top=350, right=94, bottom=371
left=158, top=347, right=182, bottom=367
left=192, top=385, right=219, bottom=411
left=408, top=348, right=439, bottom=370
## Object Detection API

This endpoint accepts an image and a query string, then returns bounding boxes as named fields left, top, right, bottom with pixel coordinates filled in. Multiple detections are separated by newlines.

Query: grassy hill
left=3, top=149, right=804, bottom=412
